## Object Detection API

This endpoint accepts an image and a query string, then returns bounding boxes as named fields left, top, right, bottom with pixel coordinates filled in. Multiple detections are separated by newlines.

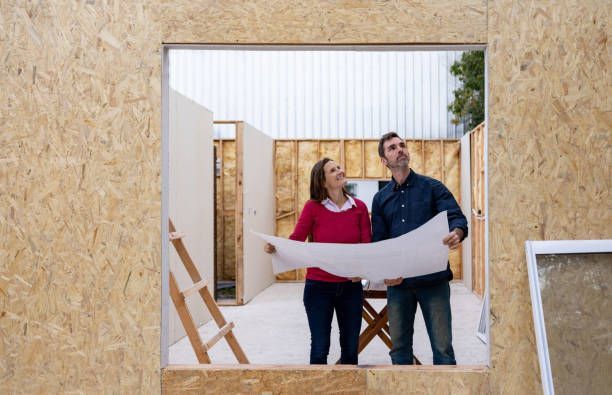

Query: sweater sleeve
left=289, top=201, right=315, bottom=241
left=358, top=200, right=372, bottom=243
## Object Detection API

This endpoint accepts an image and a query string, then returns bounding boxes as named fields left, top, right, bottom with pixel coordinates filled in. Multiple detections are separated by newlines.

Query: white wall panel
left=170, top=49, right=467, bottom=139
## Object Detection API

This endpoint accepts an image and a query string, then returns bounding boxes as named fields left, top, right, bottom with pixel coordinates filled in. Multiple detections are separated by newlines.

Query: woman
left=264, top=158, right=371, bottom=364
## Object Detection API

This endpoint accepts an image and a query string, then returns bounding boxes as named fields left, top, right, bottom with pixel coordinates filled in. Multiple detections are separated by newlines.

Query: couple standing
left=264, top=132, right=468, bottom=365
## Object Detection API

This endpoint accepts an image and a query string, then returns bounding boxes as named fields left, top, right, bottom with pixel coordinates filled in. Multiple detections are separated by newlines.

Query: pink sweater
left=290, top=199, right=372, bottom=282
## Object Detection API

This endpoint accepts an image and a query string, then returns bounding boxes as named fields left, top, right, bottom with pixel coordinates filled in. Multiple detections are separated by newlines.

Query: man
left=371, top=132, right=468, bottom=365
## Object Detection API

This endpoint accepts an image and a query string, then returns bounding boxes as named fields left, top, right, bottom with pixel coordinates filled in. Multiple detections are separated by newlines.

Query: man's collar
left=391, top=169, right=416, bottom=191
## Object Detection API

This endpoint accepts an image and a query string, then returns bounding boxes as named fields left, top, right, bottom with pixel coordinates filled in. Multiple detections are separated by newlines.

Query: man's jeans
left=387, top=280, right=456, bottom=365
left=303, top=279, right=363, bottom=364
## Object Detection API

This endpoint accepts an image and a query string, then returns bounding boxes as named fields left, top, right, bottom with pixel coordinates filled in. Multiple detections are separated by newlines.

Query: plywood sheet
left=274, top=216, right=297, bottom=281
left=423, top=141, right=443, bottom=181
left=222, top=140, right=237, bottom=211
left=443, top=141, right=461, bottom=204
left=364, top=140, right=385, bottom=179
left=222, top=216, right=236, bottom=280
left=318, top=140, right=341, bottom=163
left=487, top=2, right=610, bottom=393
left=162, top=1, right=487, bottom=44
left=275, top=141, right=295, bottom=216
left=296, top=141, right=318, bottom=212
left=162, top=366, right=366, bottom=394
left=406, top=140, right=424, bottom=174
left=366, top=367, right=490, bottom=394
left=344, top=140, right=363, bottom=178
left=5, top=0, right=608, bottom=393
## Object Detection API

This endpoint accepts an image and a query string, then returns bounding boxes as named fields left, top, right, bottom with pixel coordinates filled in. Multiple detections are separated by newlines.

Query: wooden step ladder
left=168, top=219, right=249, bottom=364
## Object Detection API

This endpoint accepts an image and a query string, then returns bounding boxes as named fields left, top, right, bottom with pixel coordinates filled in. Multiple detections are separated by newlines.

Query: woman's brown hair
left=309, top=157, right=350, bottom=202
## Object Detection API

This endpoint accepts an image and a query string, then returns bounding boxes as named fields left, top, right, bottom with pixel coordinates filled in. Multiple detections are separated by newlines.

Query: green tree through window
left=449, top=51, right=485, bottom=131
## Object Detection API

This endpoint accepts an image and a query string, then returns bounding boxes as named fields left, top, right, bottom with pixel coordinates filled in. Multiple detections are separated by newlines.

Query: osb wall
left=163, top=365, right=489, bottom=394
left=487, top=1, right=609, bottom=394
left=1, top=2, right=161, bottom=393
left=2, top=0, right=608, bottom=394
left=274, top=139, right=463, bottom=282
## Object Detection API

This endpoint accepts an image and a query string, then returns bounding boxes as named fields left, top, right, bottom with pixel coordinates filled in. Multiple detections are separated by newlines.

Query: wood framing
left=470, top=123, right=486, bottom=298
left=2, top=1, right=608, bottom=394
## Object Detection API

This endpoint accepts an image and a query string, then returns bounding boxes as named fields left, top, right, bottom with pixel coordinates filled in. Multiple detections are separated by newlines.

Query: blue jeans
left=303, top=279, right=363, bottom=364
left=387, top=280, right=456, bottom=365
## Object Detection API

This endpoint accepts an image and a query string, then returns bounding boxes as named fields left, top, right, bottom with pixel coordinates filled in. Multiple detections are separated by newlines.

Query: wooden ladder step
left=181, top=279, right=208, bottom=299
left=203, top=322, right=235, bottom=352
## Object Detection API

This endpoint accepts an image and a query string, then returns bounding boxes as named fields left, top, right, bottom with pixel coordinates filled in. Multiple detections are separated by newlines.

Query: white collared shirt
left=321, top=195, right=356, bottom=212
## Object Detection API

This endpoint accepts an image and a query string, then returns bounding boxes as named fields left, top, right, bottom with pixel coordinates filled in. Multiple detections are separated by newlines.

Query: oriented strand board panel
left=222, top=140, right=236, bottom=210
left=423, top=141, right=443, bottom=181
left=242, top=123, right=275, bottom=303
left=443, top=141, right=461, bottom=203
left=220, top=140, right=237, bottom=280
left=162, top=1, right=487, bottom=44
left=296, top=141, right=318, bottom=215
left=168, top=89, right=214, bottom=344
left=406, top=140, right=424, bottom=174
left=274, top=216, right=297, bottom=281
left=4, top=0, right=609, bottom=393
left=536, top=253, right=612, bottom=395
left=274, top=141, right=295, bottom=216
left=443, top=140, right=462, bottom=279
left=364, top=140, right=385, bottom=179
left=222, top=216, right=236, bottom=280
left=161, top=366, right=489, bottom=394
left=318, top=140, right=341, bottom=163
left=487, top=1, right=610, bottom=393
left=0, top=2, right=163, bottom=392
left=366, top=366, right=490, bottom=394
left=274, top=141, right=297, bottom=281
left=162, top=366, right=366, bottom=394
left=344, top=140, right=363, bottom=178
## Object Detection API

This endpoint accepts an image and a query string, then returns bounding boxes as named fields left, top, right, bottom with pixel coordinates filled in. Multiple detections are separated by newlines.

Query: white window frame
left=524, top=239, right=612, bottom=395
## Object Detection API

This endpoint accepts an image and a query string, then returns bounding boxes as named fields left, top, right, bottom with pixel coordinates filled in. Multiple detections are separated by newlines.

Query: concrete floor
left=169, top=282, right=488, bottom=366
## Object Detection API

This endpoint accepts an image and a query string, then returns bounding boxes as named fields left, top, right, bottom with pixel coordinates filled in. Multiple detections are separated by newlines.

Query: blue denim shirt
left=372, top=169, right=468, bottom=287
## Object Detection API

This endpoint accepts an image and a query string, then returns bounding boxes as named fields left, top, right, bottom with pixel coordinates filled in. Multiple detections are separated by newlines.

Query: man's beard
left=387, top=155, right=409, bottom=169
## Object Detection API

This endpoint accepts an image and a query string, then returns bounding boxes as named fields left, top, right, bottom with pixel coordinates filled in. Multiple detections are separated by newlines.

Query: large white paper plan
left=253, top=211, right=450, bottom=282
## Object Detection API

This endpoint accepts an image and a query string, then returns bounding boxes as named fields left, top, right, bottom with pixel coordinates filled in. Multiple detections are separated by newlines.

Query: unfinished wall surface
left=214, top=139, right=237, bottom=283
left=2, top=0, right=609, bottom=394
left=274, top=139, right=463, bottom=281
left=487, top=1, right=610, bottom=393
left=0, top=2, right=162, bottom=393
left=163, top=365, right=489, bottom=394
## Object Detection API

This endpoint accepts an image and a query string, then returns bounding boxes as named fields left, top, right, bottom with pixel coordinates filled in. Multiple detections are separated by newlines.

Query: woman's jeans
left=387, top=280, right=456, bottom=365
left=303, top=279, right=363, bottom=364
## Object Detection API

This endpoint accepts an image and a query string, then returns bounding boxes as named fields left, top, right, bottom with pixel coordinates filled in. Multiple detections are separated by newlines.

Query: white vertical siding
left=170, top=49, right=466, bottom=139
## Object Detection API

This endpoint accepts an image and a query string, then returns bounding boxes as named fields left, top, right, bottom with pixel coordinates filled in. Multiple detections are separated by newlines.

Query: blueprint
left=253, top=211, right=450, bottom=282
